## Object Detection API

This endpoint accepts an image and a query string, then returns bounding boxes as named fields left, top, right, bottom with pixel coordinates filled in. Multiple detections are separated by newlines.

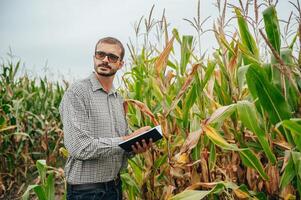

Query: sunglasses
left=95, top=51, right=120, bottom=63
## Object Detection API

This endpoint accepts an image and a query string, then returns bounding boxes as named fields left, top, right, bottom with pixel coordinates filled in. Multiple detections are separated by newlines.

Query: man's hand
left=131, top=139, right=153, bottom=154
left=122, top=126, right=153, bottom=154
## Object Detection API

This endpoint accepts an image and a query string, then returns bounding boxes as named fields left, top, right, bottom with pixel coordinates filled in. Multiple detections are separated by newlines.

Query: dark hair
left=95, top=37, right=125, bottom=60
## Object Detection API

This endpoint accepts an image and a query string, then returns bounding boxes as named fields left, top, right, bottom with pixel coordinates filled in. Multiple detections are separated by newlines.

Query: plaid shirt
left=59, top=72, right=129, bottom=184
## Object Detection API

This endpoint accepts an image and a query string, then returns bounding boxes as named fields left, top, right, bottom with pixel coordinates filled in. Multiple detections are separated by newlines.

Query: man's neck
left=95, top=73, right=114, bottom=93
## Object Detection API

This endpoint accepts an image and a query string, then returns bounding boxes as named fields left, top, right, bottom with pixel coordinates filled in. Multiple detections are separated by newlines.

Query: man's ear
left=118, top=60, right=124, bottom=69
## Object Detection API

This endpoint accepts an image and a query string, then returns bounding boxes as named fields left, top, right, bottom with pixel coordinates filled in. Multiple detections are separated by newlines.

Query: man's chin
left=96, top=71, right=116, bottom=77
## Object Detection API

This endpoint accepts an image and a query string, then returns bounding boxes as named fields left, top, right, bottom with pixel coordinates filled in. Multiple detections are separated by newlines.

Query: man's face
left=93, top=42, right=124, bottom=77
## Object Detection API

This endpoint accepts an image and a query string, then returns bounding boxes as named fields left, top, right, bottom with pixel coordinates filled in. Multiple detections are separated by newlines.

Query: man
left=59, top=37, right=152, bottom=200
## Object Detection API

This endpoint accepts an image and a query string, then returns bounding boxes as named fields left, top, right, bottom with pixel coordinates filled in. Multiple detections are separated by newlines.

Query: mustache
left=97, top=64, right=111, bottom=69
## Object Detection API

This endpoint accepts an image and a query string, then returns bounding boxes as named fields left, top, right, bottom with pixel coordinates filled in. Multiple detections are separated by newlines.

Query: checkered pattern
left=59, top=72, right=129, bottom=184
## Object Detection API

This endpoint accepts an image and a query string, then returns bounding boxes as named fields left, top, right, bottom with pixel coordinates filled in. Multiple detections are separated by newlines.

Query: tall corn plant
left=0, top=60, right=66, bottom=199
left=120, top=1, right=301, bottom=199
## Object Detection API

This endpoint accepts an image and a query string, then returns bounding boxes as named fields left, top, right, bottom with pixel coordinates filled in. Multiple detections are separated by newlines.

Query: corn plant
left=0, top=60, right=66, bottom=199
left=1, top=0, right=301, bottom=199
left=22, top=159, right=66, bottom=200
left=120, top=1, right=301, bottom=199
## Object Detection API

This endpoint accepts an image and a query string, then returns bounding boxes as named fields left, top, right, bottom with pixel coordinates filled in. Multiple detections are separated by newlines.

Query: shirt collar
left=89, top=72, right=118, bottom=97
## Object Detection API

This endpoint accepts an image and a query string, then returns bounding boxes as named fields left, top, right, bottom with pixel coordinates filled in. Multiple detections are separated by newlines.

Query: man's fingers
left=131, top=145, right=138, bottom=153
left=136, top=142, right=143, bottom=152
left=142, top=140, right=147, bottom=149
left=148, top=138, right=153, bottom=148
left=132, top=139, right=154, bottom=154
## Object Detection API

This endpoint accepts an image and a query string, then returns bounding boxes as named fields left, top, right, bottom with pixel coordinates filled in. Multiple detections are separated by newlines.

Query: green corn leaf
left=167, top=60, right=178, bottom=70
left=237, top=101, right=276, bottom=164
left=36, top=160, right=47, bottom=185
left=120, top=173, right=140, bottom=196
left=282, top=120, right=301, bottom=133
left=201, top=60, right=216, bottom=89
left=239, top=149, right=269, bottom=180
left=172, top=28, right=181, bottom=44
left=297, top=178, right=301, bottom=197
left=171, top=181, right=255, bottom=200
left=191, top=141, right=201, bottom=161
left=45, top=173, right=55, bottom=200
left=22, top=185, right=47, bottom=200
left=180, top=35, right=193, bottom=75
left=219, top=35, right=235, bottom=56
left=191, top=116, right=202, bottom=161
left=150, top=77, right=164, bottom=101
left=280, top=48, right=294, bottom=65
left=183, top=83, right=197, bottom=128
left=154, top=154, right=167, bottom=169
left=209, top=142, right=216, bottom=171
left=206, top=104, right=237, bottom=125
left=237, top=42, right=261, bottom=66
left=235, top=8, right=259, bottom=59
left=263, top=6, right=281, bottom=54
left=270, top=49, right=294, bottom=94
left=289, top=32, right=298, bottom=49
left=237, top=65, right=250, bottom=90
left=128, top=158, right=143, bottom=185
left=291, top=151, right=301, bottom=181
left=0, top=115, right=5, bottom=127
left=246, top=64, right=291, bottom=124
left=262, top=63, right=272, bottom=81
left=282, top=120, right=301, bottom=151
left=280, top=152, right=296, bottom=189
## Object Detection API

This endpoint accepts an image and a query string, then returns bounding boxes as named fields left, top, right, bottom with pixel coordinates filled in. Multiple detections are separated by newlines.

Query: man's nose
left=102, top=55, right=109, bottom=62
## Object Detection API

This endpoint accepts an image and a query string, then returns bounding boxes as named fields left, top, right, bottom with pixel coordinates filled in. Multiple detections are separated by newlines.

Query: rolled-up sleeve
left=59, top=90, right=124, bottom=160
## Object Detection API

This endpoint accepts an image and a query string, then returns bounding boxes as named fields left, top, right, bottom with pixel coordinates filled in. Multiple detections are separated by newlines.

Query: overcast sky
left=0, top=0, right=296, bottom=84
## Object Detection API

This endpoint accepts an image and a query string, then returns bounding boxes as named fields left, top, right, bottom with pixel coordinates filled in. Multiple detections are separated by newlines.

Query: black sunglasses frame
left=95, top=51, right=120, bottom=63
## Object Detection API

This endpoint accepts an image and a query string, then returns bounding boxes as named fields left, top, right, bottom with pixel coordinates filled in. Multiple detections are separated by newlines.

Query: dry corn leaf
left=179, top=129, right=202, bottom=154
left=280, top=184, right=296, bottom=199
left=233, top=188, right=249, bottom=199
left=158, top=113, right=169, bottom=138
left=0, top=177, right=5, bottom=196
left=143, top=150, right=153, bottom=170
left=0, top=125, right=17, bottom=132
left=155, top=36, right=175, bottom=76
left=6, top=85, right=13, bottom=98
left=175, top=152, right=190, bottom=165
left=214, top=69, right=222, bottom=85
left=125, top=99, right=159, bottom=125
left=191, top=168, right=200, bottom=184
left=163, top=185, right=176, bottom=200
left=186, top=182, right=217, bottom=190
left=281, top=150, right=291, bottom=172
left=165, top=70, right=176, bottom=87
left=265, top=165, right=279, bottom=195
left=200, top=157, right=209, bottom=182
left=170, top=166, right=185, bottom=178
left=164, top=63, right=200, bottom=117
left=246, top=167, right=258, bottom=191
left=228, top=43, right=239, bottom=76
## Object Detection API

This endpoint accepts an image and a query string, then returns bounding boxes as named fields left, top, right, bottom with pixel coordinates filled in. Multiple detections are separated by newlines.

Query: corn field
left=1, top=0, right=301, bottom=199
